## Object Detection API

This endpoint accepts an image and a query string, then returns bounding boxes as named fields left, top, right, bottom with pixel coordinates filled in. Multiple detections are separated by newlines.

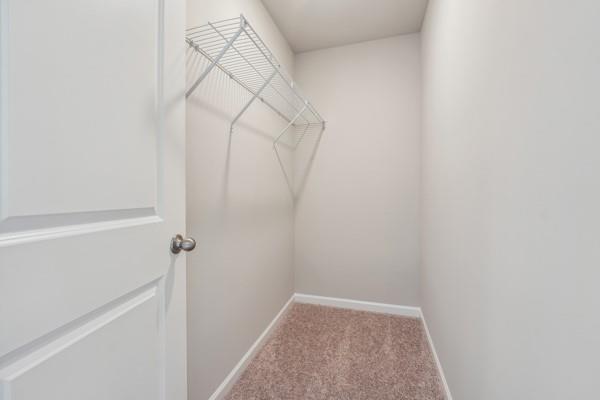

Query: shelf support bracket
left=185, top=20, right=246, bottom=98
left=273, top=102, right=308, bottom=147
left=230, top=68, right=278, bottom=134
left=273, top=102, right=308, bottom=198
left=293, top=123, right=310, bottom=149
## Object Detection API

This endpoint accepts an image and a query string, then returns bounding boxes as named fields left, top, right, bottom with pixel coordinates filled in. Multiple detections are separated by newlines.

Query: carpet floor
left=224, top=303, right=446, bottom=400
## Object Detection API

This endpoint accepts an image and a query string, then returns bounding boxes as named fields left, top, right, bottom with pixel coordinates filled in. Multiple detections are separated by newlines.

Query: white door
left=0, top=1, right=187, bottom=400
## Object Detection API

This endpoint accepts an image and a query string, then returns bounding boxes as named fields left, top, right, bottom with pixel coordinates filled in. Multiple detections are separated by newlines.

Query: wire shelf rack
left=186, top=15, right=325, bottom=148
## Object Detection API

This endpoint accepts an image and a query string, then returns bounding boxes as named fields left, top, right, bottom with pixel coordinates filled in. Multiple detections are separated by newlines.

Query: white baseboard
left=207, top=294, right=295, bottom=400
left=293, top=293, right=421, bottom=317
left=207, top=293, right=452, bottom=400
left=295, top=293, right=452, bottom=399
left=419, top=309, right=453, bottom=400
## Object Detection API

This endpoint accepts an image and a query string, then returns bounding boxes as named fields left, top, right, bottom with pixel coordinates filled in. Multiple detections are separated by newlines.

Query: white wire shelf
left=186, top=15, right=325, bottom=146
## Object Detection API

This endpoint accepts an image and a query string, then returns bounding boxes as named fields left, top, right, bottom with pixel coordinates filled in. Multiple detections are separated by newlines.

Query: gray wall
left=185, top=1, right=295, bottom=399
left=420, top=1, right=600, bottom=399
left=294, top=35, right=422, bottom=306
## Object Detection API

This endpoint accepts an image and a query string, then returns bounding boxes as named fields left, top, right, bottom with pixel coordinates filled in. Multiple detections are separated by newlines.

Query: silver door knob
left=170, top=234, right=196, bottom=254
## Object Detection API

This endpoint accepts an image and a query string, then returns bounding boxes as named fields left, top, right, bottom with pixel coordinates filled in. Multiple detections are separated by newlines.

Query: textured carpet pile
left=224, top=303, right=446, bottom=400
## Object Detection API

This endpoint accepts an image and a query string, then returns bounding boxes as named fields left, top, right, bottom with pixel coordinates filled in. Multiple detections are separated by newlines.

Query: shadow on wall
left=185, top=45, right=323, bottom=202
left=290, top=122, right=325, bottom=200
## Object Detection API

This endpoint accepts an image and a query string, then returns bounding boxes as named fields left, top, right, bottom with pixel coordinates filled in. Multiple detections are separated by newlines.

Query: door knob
left=170, top=234, right=196, bottom=254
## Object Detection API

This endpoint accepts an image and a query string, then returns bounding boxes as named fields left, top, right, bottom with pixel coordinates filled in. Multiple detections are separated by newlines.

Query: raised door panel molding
left=0, top=285, right=162, bottom=400
left=0, top=0, right=162, bottom=234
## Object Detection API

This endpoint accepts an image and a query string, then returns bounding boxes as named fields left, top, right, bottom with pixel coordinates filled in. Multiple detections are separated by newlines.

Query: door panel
left=0, top=0, right=186, bottom=399
left=1, top=0, right=159, bottom=226
left=2, top=285, right=160, bottom=400
left=0, top=224, right=164, bottom=355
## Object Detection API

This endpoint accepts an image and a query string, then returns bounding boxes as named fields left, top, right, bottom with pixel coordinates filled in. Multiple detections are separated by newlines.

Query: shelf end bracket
left=185, top=19, right=246, bottom=98
left=230, top=68, right=278, bottom=134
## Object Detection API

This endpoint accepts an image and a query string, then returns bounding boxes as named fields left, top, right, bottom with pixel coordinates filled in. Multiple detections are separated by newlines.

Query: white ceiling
left=261, top=0, right=429, bottom=53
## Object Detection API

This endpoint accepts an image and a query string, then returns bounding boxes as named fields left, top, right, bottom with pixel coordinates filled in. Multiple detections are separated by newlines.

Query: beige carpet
left=224, top=303, right=446, bottom=400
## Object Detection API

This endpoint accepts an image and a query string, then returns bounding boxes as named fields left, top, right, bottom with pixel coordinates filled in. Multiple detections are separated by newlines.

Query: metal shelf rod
left=186, top=14, right=325, bottom=148
left=185, top=19, right=245, bottom=98
left=187, top=41, right=293, bottom=124
left=230, top=69, right=277, bottom=133
left=274, top=103, right=307, bottom=146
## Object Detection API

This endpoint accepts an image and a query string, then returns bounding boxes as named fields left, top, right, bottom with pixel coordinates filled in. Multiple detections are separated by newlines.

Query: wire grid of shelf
left=186, top=15, right=325, bottom=147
